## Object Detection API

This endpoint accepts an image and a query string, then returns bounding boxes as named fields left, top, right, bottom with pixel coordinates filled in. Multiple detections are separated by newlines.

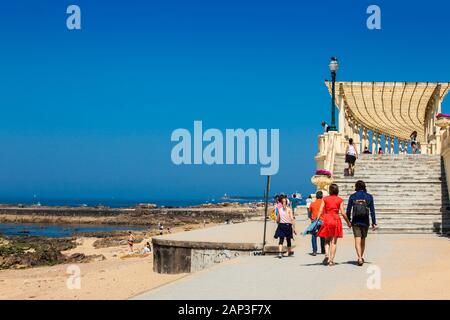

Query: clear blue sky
left=0, top=0, right=449, bottom=201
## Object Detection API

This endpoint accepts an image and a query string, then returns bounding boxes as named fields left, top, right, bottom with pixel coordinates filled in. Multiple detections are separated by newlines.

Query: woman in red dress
left=317, top=184, right=352, bottom=266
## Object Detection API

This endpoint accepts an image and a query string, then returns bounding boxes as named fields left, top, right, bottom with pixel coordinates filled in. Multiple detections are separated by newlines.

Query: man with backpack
left=346, top=180, right=377, bottom=266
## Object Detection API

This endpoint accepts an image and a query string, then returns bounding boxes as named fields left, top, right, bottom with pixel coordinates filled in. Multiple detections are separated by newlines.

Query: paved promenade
left=134, top=218, right=450, bottom=300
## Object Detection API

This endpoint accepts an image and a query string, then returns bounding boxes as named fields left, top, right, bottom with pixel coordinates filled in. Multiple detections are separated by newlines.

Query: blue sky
left=0, top=0, right=449, bottom=201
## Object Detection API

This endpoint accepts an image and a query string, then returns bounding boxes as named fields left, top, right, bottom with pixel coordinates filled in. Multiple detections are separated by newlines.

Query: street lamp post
left=328, top=57, right=339, bottom=132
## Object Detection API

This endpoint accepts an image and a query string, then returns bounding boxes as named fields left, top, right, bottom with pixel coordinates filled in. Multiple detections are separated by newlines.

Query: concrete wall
left=152, top=241, right=252, bottom=274
left=190, top=249, right=248, bottom=273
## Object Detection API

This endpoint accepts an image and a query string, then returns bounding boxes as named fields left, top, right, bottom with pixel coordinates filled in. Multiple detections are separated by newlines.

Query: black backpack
left=352, top=199, right=369, bottom=219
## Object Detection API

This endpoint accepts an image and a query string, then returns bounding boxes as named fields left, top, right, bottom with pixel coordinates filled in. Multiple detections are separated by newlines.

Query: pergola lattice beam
left=325, top=81, right=450, bottom=142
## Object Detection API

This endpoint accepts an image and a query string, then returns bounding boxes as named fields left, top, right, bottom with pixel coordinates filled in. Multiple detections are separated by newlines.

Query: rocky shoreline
left=0, top=202, right=266, bottom=270
left=0, top=202, right=265, bottom=226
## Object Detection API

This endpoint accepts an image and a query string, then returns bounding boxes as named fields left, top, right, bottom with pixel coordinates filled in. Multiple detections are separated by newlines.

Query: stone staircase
left=333, top=154, right=450, bottom=234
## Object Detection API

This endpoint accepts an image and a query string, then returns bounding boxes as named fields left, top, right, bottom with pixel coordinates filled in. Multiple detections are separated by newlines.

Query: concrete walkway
left=134, top=221, right=450, bottom=299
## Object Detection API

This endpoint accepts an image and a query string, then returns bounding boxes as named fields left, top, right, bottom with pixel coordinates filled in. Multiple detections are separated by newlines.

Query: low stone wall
left=152, top=238, right=262, bottom=274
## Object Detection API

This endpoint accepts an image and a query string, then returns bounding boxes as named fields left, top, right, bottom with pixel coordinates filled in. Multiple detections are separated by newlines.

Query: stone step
left=333, top=168, right=442, bottom=175
left=367, top=209, right=448, bottom=214
left=329, top=154, right=447, bottom=233
left=336, top=153, right=441, bottom=159
left=334, top=183, right=445, bottom=188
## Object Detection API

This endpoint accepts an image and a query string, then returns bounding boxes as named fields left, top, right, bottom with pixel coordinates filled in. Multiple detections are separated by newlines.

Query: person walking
left=346, top=180, right=377, bottom=266
left=305, top=195, right=313, bottom=216
left=317, top=184, right=352, bottom=266
left=345, top=138, right=358, bottom=176
left=290, top=193, right=301, bottom=217
left=308, top=191, right=326, bottom=256
left=274, top=197, right=296, bottom=259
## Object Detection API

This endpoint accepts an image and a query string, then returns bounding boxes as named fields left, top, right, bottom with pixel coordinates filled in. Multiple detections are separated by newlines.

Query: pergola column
left=354, top=124, right=362, bottom=153
left=384, top=135, right=389, bottom=154
left=371, top=131, right=377, bottom=153
left=390, top=136, right=395, bottom=154
left=362, top=127, right=369, bottom=152
left=376, top=133, right=381, bottom=153
left=338, top=92, right=345, bottom=134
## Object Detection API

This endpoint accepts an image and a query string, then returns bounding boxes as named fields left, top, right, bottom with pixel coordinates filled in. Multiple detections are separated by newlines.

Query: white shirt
left=347, top=144, right=357, bottom=156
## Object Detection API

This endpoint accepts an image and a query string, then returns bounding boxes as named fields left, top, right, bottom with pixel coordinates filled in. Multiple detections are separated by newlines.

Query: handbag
left=311, top=219, right=323, bottom=236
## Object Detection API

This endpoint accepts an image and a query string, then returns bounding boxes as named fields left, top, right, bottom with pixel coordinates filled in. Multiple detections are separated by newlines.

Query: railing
left=316, top=131, right=344, bottom=174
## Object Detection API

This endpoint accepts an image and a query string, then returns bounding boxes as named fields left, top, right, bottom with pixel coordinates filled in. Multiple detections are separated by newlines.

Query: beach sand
left=0, top=228, right=195, bottom=300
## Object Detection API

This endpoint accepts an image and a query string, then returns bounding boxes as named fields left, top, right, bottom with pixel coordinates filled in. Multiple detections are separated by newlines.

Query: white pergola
left=325, top=81, right=450, bottom=154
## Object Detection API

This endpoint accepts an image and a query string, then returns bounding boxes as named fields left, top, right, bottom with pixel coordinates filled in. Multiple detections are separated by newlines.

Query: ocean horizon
left=0, top=194, right=306, bottom=208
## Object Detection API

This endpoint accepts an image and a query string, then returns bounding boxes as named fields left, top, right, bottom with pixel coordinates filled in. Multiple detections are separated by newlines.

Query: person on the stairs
left=410, top=131, right=418, bottom=154
left=363, top=146, right=371, bottom=154
left=345, top=138, right=358, bottom=176
left=316, top=184, right=352, bottom=266
left=346, top=180, right=377, bottom=266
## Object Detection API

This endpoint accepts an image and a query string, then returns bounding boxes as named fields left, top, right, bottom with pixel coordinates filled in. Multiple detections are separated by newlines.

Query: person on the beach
left=142, top=241, right=152, bottom=254
left=363, top=146, right=371, bottom=154
left=410, top=131, right=418, bottom=154
left=158, top=222, right=164, bottom=235
left=317, top=184, right=352, bottom=266
left=274, top=197, right=296, bottom=259
left=127, top=231, right=135, bottom=253
left=346, top=180, right=377, bottom=266
left=378, top=147, right=384, bottom=154
left=345, top=138, right=358, bottom=176
left=308, top=191, right=325, bottom=256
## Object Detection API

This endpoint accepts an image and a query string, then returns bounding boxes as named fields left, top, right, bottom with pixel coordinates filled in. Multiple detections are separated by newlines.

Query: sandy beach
left=0, top=224, right=206, bottom=300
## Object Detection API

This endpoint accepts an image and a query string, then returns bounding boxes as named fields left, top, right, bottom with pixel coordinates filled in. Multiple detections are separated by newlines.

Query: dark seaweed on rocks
left=0, top=236, right=76, bottom=269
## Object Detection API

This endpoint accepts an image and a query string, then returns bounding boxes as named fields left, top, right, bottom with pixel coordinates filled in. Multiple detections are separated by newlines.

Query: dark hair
left=355, top=180, right=367, bottom=192
left=329, top=184, right=339, bottom=196
left=316, top=191, right=323, bottom=199
left=349, top=138, right=353, bottom=145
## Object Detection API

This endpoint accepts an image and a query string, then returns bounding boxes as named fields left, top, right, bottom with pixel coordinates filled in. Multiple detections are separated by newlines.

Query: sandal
left=328, top=261, right=335, bottom=266
left=357, top=259, right=363, bottom=266
left=322, top=257, right=329, bottom=265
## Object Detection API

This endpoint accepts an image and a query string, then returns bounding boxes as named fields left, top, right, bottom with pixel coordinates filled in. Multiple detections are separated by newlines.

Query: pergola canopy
left=325, top=81, right=450, bottom=142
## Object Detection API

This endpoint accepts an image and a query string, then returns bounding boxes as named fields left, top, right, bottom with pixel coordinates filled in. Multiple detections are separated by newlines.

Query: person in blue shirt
left=346, top=180, right=377, bottom=266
